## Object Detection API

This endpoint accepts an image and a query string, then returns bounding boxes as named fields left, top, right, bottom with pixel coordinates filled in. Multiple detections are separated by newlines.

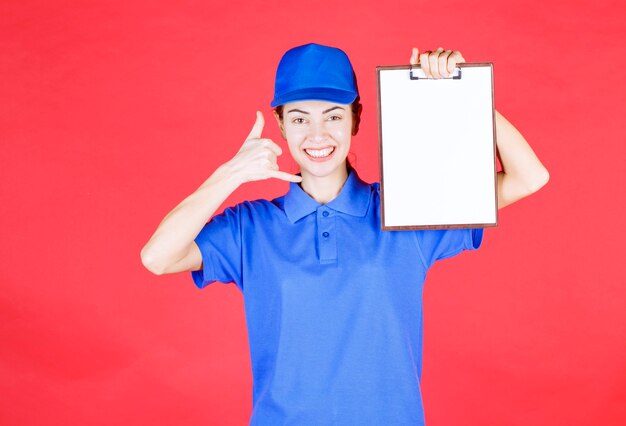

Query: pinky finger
left=448, top=51, right=466, bottom=74
left=450, top=51, right=466, bottom=64
left=271, top=170, right=303, bottom=183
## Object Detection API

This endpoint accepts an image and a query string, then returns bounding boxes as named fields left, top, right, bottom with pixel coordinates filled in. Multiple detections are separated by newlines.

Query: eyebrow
left=286, top=106, right=346, bottom=115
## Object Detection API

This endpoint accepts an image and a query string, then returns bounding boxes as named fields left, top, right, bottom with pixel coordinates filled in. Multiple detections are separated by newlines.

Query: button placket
left=317, top=208, right=337, bottom=264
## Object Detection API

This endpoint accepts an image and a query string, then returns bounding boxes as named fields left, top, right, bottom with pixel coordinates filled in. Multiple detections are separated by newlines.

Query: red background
left=2, top=1, right=625, bottom=425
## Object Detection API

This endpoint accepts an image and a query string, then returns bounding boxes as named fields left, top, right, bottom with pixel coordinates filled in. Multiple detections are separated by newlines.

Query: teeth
left=305, top=147, right=335, bottom=158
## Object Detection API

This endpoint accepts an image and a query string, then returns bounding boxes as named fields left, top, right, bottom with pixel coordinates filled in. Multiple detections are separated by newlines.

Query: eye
left=327, top=115, right=343, bottom=121
left=292, top=117, right=307, bottom=124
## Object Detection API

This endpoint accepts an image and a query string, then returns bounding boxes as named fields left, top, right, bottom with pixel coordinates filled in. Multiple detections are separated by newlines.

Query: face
left=275, top=100, right=353, bottom=181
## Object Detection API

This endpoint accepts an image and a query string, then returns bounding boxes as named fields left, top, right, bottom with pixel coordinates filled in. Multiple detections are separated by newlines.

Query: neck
left=300, top=165, right=349, bottom=204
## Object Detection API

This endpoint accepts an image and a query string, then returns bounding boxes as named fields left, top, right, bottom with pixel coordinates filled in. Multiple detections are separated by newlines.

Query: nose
left=308, top=120, right=328, bottom=143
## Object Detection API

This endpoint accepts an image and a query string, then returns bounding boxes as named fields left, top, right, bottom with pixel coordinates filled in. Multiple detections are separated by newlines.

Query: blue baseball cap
left=271, top=43, right=359, bottom=108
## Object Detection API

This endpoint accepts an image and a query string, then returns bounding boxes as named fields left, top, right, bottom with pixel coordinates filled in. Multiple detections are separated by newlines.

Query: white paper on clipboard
left=376, top=63, right=498, bottom=230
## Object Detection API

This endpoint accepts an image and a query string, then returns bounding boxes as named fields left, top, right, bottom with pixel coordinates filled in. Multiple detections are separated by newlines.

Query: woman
left=141, top=43, right=549, bottom=425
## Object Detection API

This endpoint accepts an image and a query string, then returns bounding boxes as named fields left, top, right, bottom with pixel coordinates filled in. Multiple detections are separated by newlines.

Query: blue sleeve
left=191, top=205, right=243, bottom=291
left=414, top=228, right=483, bottom=269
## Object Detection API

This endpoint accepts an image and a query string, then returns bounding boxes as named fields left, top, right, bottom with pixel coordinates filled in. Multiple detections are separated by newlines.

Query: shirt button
left=322, top=232, right=330, bottom=238
left=322, top=211, right=329, bottom=217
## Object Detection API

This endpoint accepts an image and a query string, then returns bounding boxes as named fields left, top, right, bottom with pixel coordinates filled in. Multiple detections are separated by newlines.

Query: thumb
left=410, top=47, right=420, bottom=65
left=247, top=111, right=265, bottom=140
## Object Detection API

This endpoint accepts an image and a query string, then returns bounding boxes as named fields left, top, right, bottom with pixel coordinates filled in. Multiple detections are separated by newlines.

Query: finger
left=420, top=51, right=431, bottom=77
left=270, top=170, right=303, bottom=183
left=410, top=47, right=419, bottom=65
left=449, top=51, right=466, bottom=63
left=246, top=111, right=265, bottom=140
left=259, top=138, right=282, bottom=156
left=429, top=48, right=444, bottom=79
left=439, top=50, right=453, bottom=77
left=261, top=154, right=279, bottom=172
left=447, top=51, right=465, bottom=74
left=265, top=150, right=278, bottom=166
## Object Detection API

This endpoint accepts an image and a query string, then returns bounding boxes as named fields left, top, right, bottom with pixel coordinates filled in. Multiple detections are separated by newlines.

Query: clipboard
left=376, top=63, right=498, bottom=230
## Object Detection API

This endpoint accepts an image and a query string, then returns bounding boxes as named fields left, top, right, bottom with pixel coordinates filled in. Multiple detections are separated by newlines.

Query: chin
left=299, top=160, right=347, bottom=179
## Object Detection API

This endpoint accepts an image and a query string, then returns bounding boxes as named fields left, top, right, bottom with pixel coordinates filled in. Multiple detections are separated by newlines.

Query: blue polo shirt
left=193, top=169, right=483, bottom=425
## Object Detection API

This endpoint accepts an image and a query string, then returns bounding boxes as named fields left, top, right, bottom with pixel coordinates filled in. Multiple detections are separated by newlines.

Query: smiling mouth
left=304, top=147, right=335, bottom=158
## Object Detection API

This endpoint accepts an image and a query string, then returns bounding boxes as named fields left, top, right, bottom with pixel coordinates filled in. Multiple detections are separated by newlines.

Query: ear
left=273, top=109, right=286, bottom=140
left=351, top=103, right=363, bottom=136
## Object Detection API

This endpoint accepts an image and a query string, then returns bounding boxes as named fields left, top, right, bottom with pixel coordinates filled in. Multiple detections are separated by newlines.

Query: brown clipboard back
left=376, top=63, right=498, bottom=231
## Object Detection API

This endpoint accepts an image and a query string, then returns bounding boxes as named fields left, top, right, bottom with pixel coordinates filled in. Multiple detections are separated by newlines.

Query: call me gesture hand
left=141, top=112, right=299, bottom=275
left=228, top=111, right=302, bottom=184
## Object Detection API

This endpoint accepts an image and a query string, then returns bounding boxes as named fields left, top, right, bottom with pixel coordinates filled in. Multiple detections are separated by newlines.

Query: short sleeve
left=414, top=228, right=483, bottom=269
left=191, top=205, right=243, bottom=291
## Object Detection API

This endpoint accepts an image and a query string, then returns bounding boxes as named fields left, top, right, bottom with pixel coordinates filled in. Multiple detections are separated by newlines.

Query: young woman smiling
left=141, top=43, right=548, bottom=425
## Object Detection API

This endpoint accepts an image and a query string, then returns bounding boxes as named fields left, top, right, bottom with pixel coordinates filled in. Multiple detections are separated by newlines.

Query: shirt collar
left=283, top=168, right=372, bottom=223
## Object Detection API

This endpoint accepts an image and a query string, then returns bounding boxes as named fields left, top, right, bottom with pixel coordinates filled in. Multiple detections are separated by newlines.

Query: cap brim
left=271, top=88, right=357, bottom=108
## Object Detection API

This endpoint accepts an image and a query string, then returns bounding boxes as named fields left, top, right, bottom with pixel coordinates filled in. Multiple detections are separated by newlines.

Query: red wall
left=2, top=1, right=625, bottom=425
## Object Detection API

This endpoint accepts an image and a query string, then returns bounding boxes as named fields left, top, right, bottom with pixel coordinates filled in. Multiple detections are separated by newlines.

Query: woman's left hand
left=409, top=47, right=465, bottom=78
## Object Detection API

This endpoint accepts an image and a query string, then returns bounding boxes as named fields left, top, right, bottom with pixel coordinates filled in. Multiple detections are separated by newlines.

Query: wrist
left=201, top=161, right=243, bottom=192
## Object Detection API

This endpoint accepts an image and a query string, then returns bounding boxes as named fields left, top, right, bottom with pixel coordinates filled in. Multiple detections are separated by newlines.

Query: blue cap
left=271, top=43, right=359, bottom=108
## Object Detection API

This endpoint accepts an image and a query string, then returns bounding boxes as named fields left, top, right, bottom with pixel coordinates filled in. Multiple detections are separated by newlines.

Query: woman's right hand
left=141, top=111, right=301, bottom=275
left=226, top=111, right=303, bottom=184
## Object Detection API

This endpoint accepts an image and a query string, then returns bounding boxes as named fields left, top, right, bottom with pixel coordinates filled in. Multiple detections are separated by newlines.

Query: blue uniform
left=193, top=168, right=483, bottom=425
